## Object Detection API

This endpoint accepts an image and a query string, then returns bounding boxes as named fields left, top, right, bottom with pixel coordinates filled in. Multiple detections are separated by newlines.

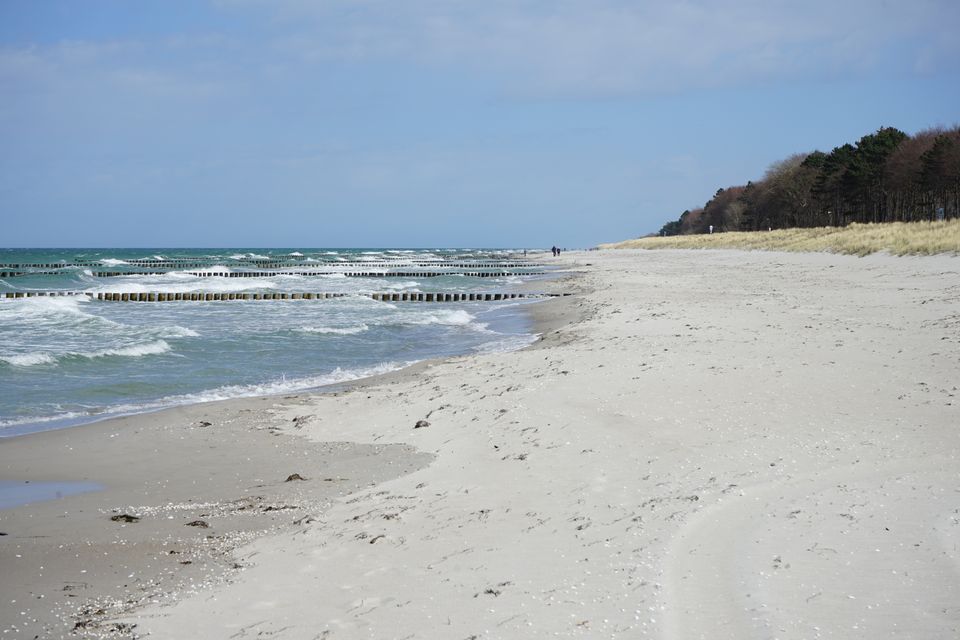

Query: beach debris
left=73, top=612, right=137, bottom=634
left=369, top=534, right=386, bottom=544
left=185, top=519, right=209, bottom=528
left=0, top=532, right=6, bottom=536
left=291, top=415, right=313, bottom=428
left=414, top=419, right=430, bottom=429
left=110, top=513, right=140, bottom=523
left=285, top=473, right=306, bottom=482
left=475, top=581, right=512, bottom=597
left=197, top=421, right=212, bottom=428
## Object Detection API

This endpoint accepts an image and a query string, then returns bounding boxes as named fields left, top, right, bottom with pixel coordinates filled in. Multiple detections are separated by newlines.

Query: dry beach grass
left=600, top=218, right=960, bottom=256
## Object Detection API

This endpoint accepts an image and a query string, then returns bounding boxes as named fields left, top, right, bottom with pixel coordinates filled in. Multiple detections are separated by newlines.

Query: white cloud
left=0, top=35, right=242, bottom=124
left=225, top=0, right=960, bottom=95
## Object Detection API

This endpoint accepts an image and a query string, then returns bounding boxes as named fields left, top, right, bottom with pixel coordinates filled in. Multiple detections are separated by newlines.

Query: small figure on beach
left=551, top=246, right=558, bottom=257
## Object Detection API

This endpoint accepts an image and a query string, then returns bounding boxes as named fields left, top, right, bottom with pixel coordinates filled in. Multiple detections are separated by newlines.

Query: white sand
left=75, top=250, right=960, bottom=637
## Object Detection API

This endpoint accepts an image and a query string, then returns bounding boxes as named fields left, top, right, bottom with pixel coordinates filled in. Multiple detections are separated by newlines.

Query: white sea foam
left=0, top=352, right=57, bottom=367
left=160, top=326, right=200, bottom=338
left=404, top=309, right=475, bottom=326
left=0, top=296, right=95, bottom=324
left=1, top=361, right=413, bottom=430
left=84, top=341, right=171, bottom=359
left=297, top=324, right=369, bottom=335
left=0, top=340, right=171, bottom=368
left=384, top=280, right=420, bottom=290
left=289, top=252, right=304, bottom=257
left=473, top=334, right=538, bottom=354
left=92, top=277, right=275, bottom=295
left=101, top=258, right=129, bottom=266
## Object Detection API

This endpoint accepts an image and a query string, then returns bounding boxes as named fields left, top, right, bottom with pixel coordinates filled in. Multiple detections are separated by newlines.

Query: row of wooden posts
left=0, top=261, right=544, bottom=270
left=85, top=270, right=543, bottom=278
left=2, top=291, right=567, bottom=302
left=1, top=271, right=66, bottom=278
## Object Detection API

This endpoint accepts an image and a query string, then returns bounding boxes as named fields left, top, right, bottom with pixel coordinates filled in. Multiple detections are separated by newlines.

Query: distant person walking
left=551, top=246, right=558, bottom=257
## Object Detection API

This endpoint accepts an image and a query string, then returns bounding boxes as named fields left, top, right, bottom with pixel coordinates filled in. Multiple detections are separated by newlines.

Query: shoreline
left=5, top=248, right=956, bottom=638
left=0, top=258, right=586, bottom=638
left=0, top=262, right=573, bottom=440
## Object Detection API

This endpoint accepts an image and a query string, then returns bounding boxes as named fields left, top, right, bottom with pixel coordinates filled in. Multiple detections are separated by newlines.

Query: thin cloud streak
left=229, top=0, right=959, bottom=95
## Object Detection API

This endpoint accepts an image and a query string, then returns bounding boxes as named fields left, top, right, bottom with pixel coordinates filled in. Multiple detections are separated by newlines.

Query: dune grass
left=599, top=219, right=960, bottom=256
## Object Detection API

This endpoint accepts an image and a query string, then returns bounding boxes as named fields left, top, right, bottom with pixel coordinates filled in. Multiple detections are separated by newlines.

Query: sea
left=0, top=248, right=552, bottom=437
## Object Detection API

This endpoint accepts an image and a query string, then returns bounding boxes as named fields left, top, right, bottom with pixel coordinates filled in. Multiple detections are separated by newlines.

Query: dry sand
left=3, top=249, right=959, bottom=639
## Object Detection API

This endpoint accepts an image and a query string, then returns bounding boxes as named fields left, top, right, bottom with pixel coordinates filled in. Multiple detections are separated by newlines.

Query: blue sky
left=2, top=0, right=958, bottom=248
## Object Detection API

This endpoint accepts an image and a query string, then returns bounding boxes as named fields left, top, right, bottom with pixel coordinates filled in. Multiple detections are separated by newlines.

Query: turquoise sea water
left=0, top=248, right=550, bottom=436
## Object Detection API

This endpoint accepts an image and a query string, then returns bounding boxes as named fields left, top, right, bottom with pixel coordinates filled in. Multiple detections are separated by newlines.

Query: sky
left=2, top=0, right=959, bottom=248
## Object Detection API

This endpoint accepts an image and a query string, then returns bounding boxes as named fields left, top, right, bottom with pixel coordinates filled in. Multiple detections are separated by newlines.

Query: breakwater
left=0, top=261, right=545, bottom=270
left=3, top=291, right=568, bottom=302
left=85, top=270, right=544, bottom=278
left=0, top=248, right=560, bottom=433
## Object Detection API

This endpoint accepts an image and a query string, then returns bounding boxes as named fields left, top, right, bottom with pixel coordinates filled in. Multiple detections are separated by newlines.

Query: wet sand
left=3, top=249, right=959, bottom=639
left=0, top=397, right=434, bottom=638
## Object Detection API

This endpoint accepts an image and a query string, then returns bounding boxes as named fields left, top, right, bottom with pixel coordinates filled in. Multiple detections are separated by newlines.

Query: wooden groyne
left=2, top=291, right=570, bottom=302
left=86, top=270, right=545, bottom=278
left=0, top=261, right=546, bottom=270
left=0, top=270, right=62, bottom=278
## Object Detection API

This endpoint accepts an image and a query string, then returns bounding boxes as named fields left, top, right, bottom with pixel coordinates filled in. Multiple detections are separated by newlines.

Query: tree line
left=658, top=125, right=960, bottom=236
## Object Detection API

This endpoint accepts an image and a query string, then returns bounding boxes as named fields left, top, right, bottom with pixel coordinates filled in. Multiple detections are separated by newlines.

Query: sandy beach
left=3, top=248, right=959, bottom=639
